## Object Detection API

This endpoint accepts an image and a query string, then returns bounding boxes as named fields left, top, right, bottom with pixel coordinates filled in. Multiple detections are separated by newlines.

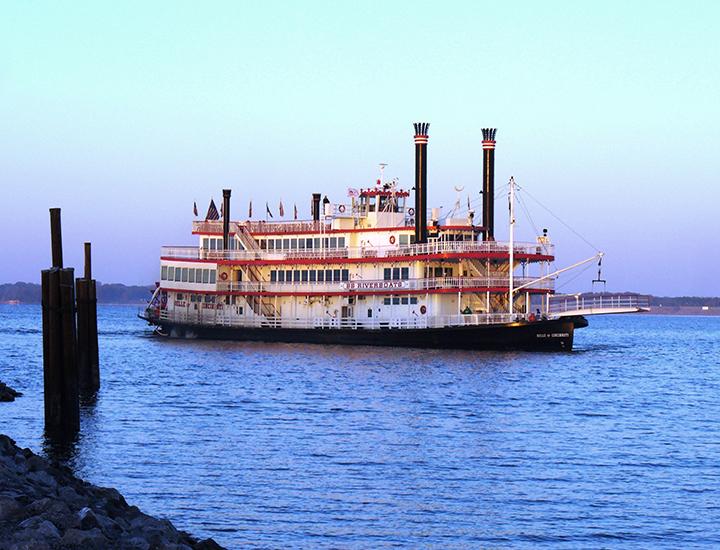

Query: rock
left=78, top=506, right=101, bottom=530
left=195, top=538, right=225, bottom=550
left=0, top=381, right=22, bottom=402
left=61, top=527, right=109, bottom=548
left=119, top=536, right=151, bottom=550
left=0, top=495, right=21, bottom=520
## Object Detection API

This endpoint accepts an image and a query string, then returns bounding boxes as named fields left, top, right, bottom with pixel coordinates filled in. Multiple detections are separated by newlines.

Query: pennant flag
left=205, top=199, right=220, bottom=221
left=293, top=203, right=298, bottom=220
left=266, top=202, right=273, bottom=218
left=220, top=201, right=224, bottom=218
left=467, top=196, right=471, bottom=210
left=279, top=200, right=285, bottom=217
left=248, top=200, right=253, bottom=218
left=347, top=188, right=360, bottom=198
left=193, top=201, right=198, bottom=217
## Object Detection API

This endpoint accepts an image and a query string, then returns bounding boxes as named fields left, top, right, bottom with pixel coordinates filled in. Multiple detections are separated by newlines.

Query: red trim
left=192, top=225, right=483, bottom=237
left=162, top=252, right=555, bottom=266
left=162, top=286, right=552, bottom=298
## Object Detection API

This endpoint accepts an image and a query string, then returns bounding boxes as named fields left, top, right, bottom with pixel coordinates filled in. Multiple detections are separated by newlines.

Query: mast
left=508, top=176, right=515, bottom=315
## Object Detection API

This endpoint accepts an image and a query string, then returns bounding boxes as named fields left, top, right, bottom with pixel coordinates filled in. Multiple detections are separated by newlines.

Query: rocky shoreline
left=0, top=434, right=224, bottom=549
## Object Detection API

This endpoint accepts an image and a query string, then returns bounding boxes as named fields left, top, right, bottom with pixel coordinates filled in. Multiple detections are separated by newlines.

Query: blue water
left=1, top=305, right=719, bottom=548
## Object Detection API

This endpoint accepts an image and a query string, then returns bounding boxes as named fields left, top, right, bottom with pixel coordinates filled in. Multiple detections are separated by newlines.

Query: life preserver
left=338, top=204, right=346, bottom=213
left=528, top=313, right=536, bottom=322
left=420, top=305, right=427, bottom=315
left=389, top=235, right=396, bottom=245
left=219, top=272, right=228, bottom=281
left=407, top=208, right=415, bottom=216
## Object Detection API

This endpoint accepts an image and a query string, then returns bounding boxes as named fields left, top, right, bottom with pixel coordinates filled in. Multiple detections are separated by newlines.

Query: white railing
left=140, top=306, right=531, bottom=331
left=549, top=294, right=649, bottom=314
left=215, top=276, right=554, bottom=294
left=161, top=239, right=554, bottom=262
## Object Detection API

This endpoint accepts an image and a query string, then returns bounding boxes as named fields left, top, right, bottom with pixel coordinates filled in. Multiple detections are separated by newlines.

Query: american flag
left=279, top=200, right=285, bottom=217
left=266, top=202, right=273, bottom=218
left=193, top=201, right=198, bottom=217
left=205, top=199, right=220, bottom=221
left=294, top=203, right=298, bottom=220
left=248, top=200, right=253, bottom=218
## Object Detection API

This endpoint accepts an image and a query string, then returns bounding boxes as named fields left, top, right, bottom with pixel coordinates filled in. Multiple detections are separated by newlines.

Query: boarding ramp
left=549, top=294, right=650, bottom=317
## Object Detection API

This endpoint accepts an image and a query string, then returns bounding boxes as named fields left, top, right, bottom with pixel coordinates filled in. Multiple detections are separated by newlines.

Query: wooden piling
left=42, top=208, right=80, bottom=435
left=76, top=242, right=100, bottom=394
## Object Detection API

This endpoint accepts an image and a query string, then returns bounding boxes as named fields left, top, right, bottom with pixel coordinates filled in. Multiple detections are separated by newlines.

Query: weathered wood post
left=76, top=242, right=100, bottom=394
left=41, top=208, right=80, bottom=434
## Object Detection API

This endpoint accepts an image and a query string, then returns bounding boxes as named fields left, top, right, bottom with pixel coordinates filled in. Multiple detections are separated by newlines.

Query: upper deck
left=161, top=238, right=554, bottom=264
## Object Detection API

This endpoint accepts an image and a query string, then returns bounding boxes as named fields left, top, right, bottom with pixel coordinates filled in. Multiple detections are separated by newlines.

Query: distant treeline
left=648, top=296, right=720, bottom=307
left=1, top=283, right=718, bottom=307
left=0, top=282, right=154, bottom=304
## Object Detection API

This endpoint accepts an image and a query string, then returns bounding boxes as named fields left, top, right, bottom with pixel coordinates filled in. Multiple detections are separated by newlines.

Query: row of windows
left=270, top=269, right=350, bottom=283
left=383, top=297, right=419, bottom=305
left=259, top=237, right=346, bottom=251
left=162, top=266, right=217, bottom=284
left=383, top=267, right=410, bottom=280
left=202, top=238, right=238, bottom=250
left=424, top=267, right=454, bottom=278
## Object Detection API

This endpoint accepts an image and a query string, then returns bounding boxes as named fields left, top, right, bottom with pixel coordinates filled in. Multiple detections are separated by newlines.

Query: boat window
left=301, top=270, right=309, bottom=282
left=401, top=267, right=409, bottom=280
left=309, top=270, right=316, bottom=282
left=209, top=270, right=216, bottom=284
left=189, top=269, right=195, bottom=283
left=341, top=269, right=349, bottom=281
left=270, top=270, right=277, bottom=282
left=203, top=269, right=210, bottom=284
left=161, top=266, right=168, bottom=280
left=306, top=238, right=313, bottom=249
left=276, top=239, right=282, bottom=250
left=411, top=297, right=418, bottom=305
left=267, top=240, right=274, bottom=250
left=293, top=270, right=301, bottom=282
left=286, top=269, right=292, bottom=281
left=181, top=268, right=188, bottom=282
left=392, top=267, right=400, bottom=280
left=278, top=271, right=285, bottom=282
left=317, top=270, right=324, bottom=282
left=298, top=239, right=305, bottom=249
left=291, top=238, right=298, bottom=249
left=338, top=237, right=346, bottom=248
left=325, top=269, right=333, bottom=281
left=209, top=240, right=216, bottom=250
left=176, top=293, right=184, bottom=301
left=383, top=298, right=391, bottom=305
left=368, top=196, right=376, bottom=212
left=330, top=237, right=337, bottom=248
left=314, top=238, right=321, bottom=249
left=167, top=267, right=174, bottom=281
left=205, top=295, right=215, bottom=303
left=367, top=308, right=372, bottom=318
left=401, top=297, right=409, bottom=305
left=260, top=239, right=266, bottom=250
left=392, top=297, right=400, bottom=305
left=399, top=235, right=409, bottom=246
left=383, top=268, right=391, bottom=280
left=333, top=269, right=341, bottom=281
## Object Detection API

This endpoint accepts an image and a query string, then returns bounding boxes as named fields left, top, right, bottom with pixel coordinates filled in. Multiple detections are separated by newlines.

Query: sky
left=0, top=1, right=718, bottom=295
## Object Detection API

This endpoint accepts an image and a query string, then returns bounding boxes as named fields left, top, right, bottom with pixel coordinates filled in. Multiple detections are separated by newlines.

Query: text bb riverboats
left=140, top=124, right=646, bottom=351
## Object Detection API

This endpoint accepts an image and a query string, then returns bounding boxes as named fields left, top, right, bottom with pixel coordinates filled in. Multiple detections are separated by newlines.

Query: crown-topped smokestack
left=413, top=122, right=430, bottom=244
left=481, top=128, right=497, bottom=240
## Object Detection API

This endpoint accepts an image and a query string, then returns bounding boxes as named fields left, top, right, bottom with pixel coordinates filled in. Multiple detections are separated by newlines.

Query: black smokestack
left=312, top=193, right=321, bottom=222
left=413, top=122, right=430, bottom=244
left=481, top=128, right=497, bottom=240
left=222, top=189, right=231, bottom=250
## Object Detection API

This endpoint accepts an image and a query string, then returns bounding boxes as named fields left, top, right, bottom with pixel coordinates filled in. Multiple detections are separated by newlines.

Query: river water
left=1, top=305, right=719, bottom=548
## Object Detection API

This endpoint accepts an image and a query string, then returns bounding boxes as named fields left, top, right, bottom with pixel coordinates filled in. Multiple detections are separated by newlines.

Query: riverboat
left=140, top=124, right=647, bottom=350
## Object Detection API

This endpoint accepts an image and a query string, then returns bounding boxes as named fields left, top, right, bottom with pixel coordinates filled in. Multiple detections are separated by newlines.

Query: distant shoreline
left=1, top=282, right=719, bottom=313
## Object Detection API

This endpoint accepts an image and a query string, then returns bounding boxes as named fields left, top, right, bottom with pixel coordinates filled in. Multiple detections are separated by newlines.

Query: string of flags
left=196, top=198, right=300, bottom=221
